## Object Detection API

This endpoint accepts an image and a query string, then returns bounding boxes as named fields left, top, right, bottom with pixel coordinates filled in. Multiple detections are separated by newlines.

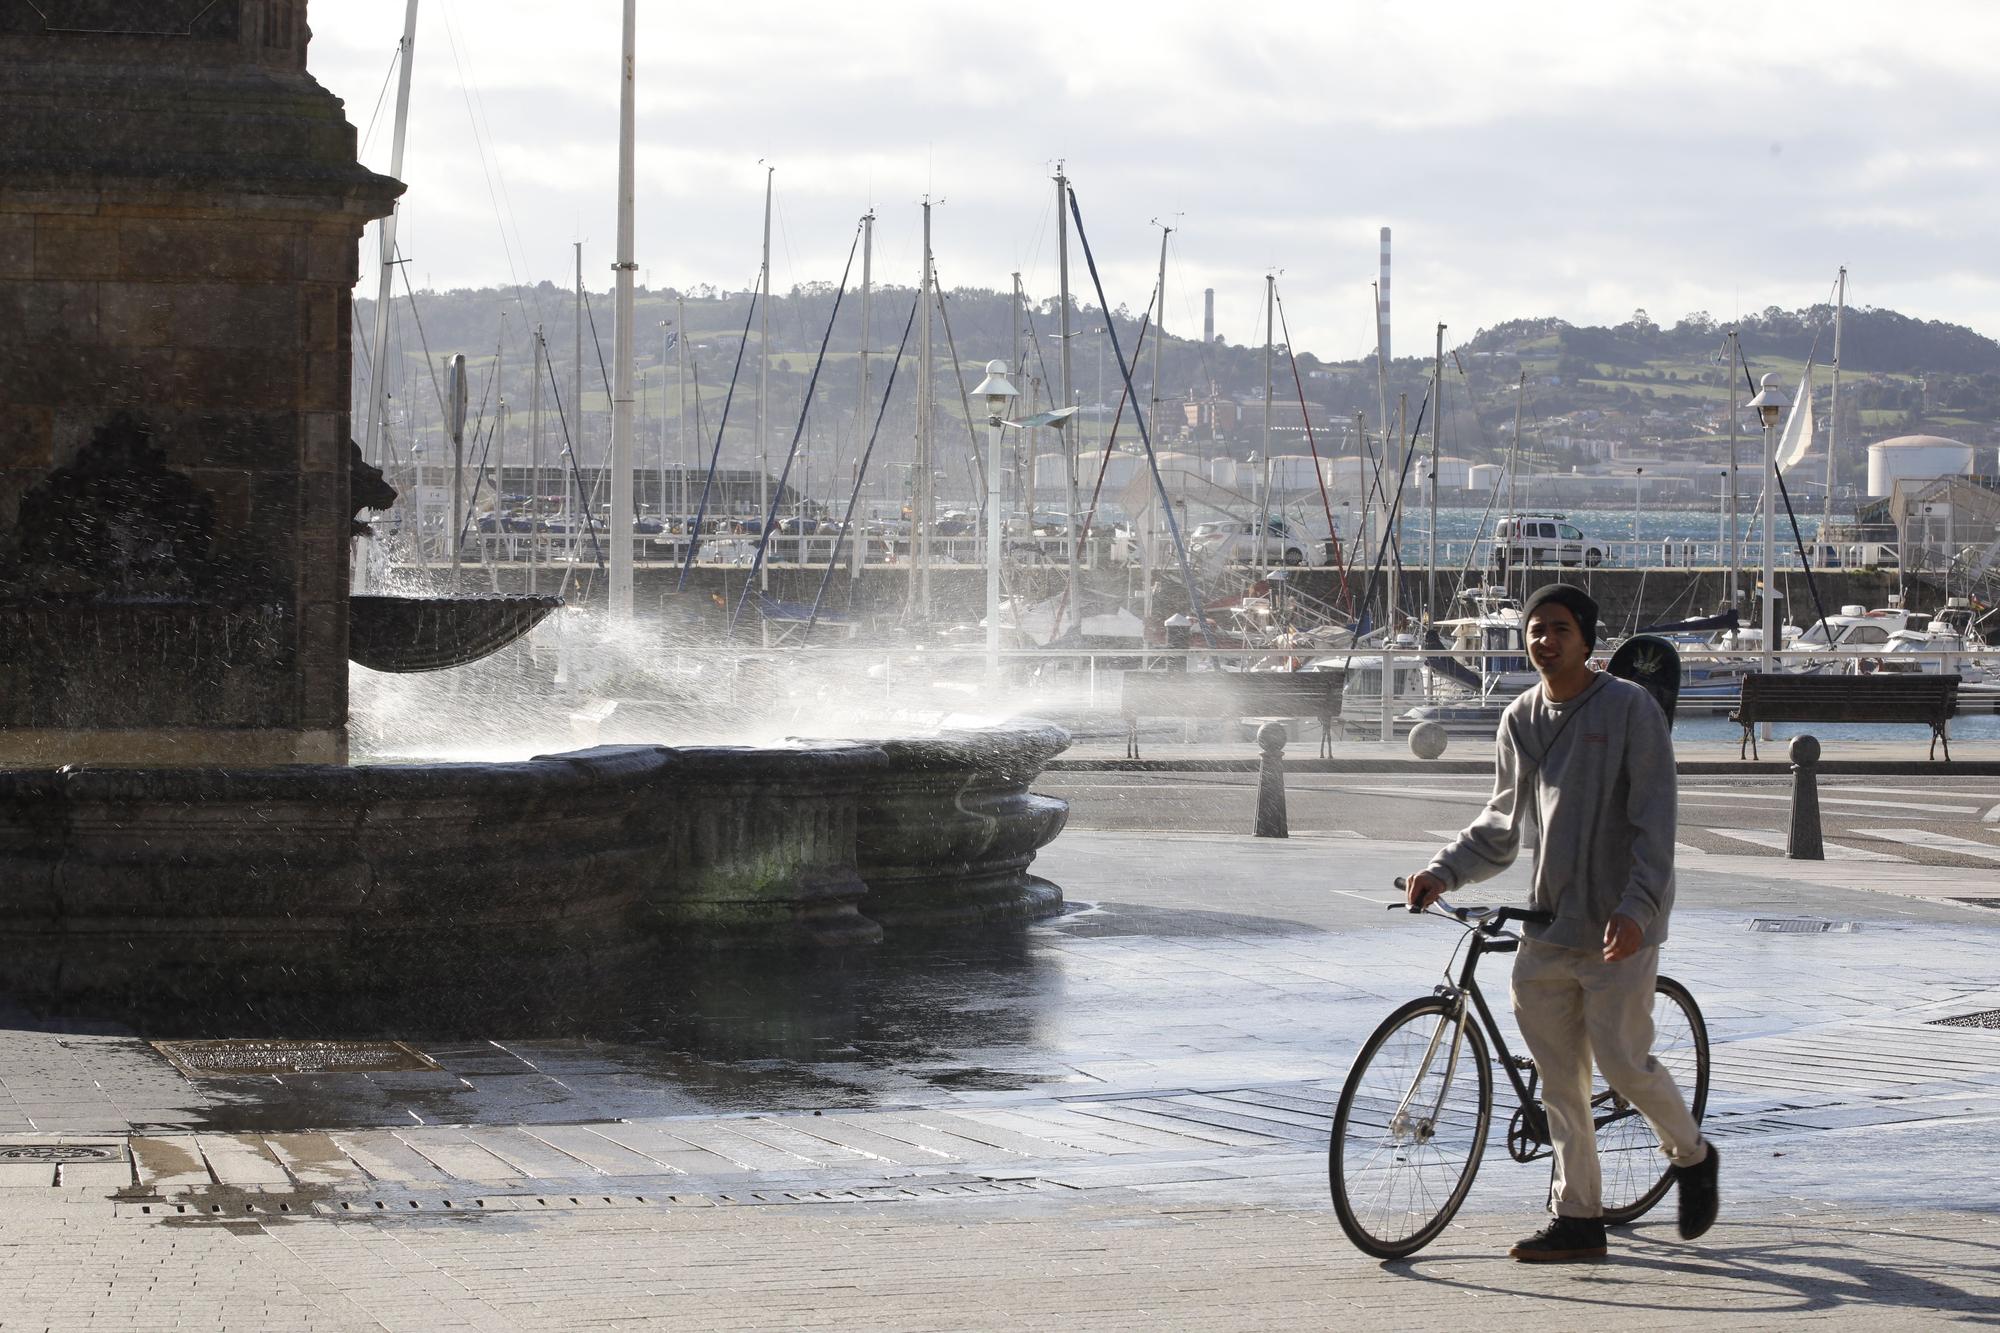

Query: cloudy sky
left=309, top=0, right=2000, bottom=359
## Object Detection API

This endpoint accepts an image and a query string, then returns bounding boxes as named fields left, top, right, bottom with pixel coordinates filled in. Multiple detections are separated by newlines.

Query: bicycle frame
left=1452, top=927, right=1551, bottom=1145
left=1411, top=908, right=1551, bottom=1151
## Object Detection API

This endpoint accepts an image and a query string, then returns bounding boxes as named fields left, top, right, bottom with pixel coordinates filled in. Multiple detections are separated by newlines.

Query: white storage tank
left=1209, top=457, right=1239, bottom=489
left=1427, top=455, right=1473, bottom=490
left=1867, top=435, right=1974, bottom=497
left=1096, top=452, right=1145, bottom=492
left=1467, top=463, right=1504, bottom=491
left=1267, top=454, right=1323, bottom=492
left=1326, top=455, right=1377, bottom=492
left=1153, top=451, right=1201, bottom=479
left=1032, top=452, right=1071, bottom=490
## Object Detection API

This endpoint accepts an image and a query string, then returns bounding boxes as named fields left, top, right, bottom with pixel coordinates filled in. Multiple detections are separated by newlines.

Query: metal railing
left=551, top=641, right=2000, bottom=749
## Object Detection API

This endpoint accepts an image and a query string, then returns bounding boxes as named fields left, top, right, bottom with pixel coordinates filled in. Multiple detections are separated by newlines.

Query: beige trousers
left=1510, top=937, right=1705, bottom=1218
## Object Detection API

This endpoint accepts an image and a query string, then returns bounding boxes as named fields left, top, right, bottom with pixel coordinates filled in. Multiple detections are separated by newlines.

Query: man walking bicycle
left=1403, top=583, right=1719, bottom=1262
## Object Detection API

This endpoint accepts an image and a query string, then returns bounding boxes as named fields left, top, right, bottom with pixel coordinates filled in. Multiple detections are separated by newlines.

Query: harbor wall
left=437, top=563, right=1924, bottom=634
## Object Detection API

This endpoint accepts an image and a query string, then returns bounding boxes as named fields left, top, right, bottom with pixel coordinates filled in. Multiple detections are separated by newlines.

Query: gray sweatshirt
left=1424, top=672, right=1677, bottom=952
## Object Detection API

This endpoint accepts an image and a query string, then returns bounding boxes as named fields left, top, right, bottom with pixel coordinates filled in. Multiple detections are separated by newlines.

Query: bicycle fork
left=1387, top=990, right=1469, bottom=1145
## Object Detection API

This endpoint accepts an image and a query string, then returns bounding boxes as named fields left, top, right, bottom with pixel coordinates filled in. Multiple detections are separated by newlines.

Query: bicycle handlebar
left=1390, top=877, right=1554, bottom=928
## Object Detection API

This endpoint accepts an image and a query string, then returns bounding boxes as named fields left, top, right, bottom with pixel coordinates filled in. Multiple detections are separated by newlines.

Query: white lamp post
left=1746, top=372, right=1790, bottom=684
left=973, top=359, right=1019, bottom=683
left=1632, top=465, right=1645, bottom=564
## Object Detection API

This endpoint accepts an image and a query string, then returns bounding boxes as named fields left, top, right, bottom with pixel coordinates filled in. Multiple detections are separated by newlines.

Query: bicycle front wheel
left=1597, top=974, right=1711, bottom=1224
left=1330, top=996, right=1493, bottom=1259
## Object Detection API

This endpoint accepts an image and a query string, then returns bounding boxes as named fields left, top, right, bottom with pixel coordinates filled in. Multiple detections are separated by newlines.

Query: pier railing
left=560, top=643, right=2000, bottom=749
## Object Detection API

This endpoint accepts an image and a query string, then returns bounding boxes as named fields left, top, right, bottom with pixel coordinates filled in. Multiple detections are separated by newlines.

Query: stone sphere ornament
left=1409, top=722, right=1448, bottom=760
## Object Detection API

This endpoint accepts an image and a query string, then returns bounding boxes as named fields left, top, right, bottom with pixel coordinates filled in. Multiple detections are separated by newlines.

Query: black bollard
left=1787, top=733, right=1824, bottom=860
left=1256, top=721, right=1289, bottom=839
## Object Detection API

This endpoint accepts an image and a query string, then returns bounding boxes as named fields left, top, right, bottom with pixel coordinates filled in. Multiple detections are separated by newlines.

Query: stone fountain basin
left=0, top=720, right=1069, bottom=1009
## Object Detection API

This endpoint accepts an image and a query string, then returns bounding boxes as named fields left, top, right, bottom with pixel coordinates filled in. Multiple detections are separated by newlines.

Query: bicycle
left=1327, top=883, right=1710, bottom=1259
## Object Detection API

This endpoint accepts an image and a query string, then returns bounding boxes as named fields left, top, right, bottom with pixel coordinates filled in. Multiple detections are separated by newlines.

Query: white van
left=1492, top=514, right=1610, bottom=568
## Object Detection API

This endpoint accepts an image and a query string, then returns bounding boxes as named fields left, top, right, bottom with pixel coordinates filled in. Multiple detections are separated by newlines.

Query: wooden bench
left=1731, top=672, right=1960, bottom=761
left=1121, top=670, right=1344, bottom=760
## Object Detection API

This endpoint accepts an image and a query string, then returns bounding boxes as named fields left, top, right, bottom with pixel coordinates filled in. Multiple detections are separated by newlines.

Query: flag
left=1776, top=361, right=1816, bottom=475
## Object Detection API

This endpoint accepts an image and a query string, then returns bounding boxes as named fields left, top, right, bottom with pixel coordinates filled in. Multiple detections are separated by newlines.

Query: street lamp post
left=1632, top=465, right=1645, bottom=566
left=973, top=359, right=1019, bottom=684
left=1746, top=373, right=1790, bottom=689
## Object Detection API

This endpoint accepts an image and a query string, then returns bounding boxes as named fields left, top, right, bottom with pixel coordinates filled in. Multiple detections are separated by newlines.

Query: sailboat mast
left=1145, top=223, right=1170, bottom=620
left=1017, top=273, right=1035, bottom=535
left=1826, top=267, right=1845, bottom=544
left=1429, top=321, right=1443, bottom=621
left=1260, top=273, right=1274, bottom=565
left=573, top=243, right=584, bottom=546
left=917, top=199, right=935, bottom=617
left=530, top=327, right=543, bottom=594
left=1010, top=271, right=1022, bottom=520
left=607, top=0, right=638, bottom=617
left=1508, top=371, right=1523, bottom=603
left=363, top=0, right=420, bottom=476
left=758, top=166, right=773, bottom=593
left=494, top=312, right=506, bottom=586
left=1354, top=411, right=1373, bottom=620
left=854, top=212, right=873, bottom=576
left=1394, top=394, right=1407, bottom=627
left=675, top=296, right=689, bottom=520
left=1727, top=330, right=1740, bottom=612
left=1055, top=168, right=1081, bottom=637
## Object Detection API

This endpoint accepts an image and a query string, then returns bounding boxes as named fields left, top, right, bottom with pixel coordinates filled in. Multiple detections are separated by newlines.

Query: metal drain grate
left=1749, top=918, right=1857, bottom=934
left=1929, top=1009, right=2000, bottom=1030
left=154, top=1039, right=440, bottom=1077
left=1951, top=898, right=2000, bottom=911
left=0, top=1144, right=119, bottom=1163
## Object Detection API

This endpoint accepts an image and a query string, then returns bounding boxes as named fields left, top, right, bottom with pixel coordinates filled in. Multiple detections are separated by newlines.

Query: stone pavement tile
left=194, top=1132, right=293, bottom=1187
left=585, top=1122, right=758, bottom=1176
left=325, top=1130, right=453, bottom=1186
left=455, top=1126, right=603, bottom=1179
left=390, top=1129, right=528, bottom=1184
left=130, top=1134, right=212, bottom=1188
left=740, top=1116, right=945, bottom=1169
left=263, top=1132, right=374, bottom=1188
left=518, top=1124, right=683, bottom=1178
left=728, top=1117, right=884, bottom=1167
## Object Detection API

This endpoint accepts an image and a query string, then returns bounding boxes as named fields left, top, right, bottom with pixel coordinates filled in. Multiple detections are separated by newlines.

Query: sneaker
left=1677, top=1141, right=1720, bottom=1240
left=1508, top=1215, right=1607, bottom=1263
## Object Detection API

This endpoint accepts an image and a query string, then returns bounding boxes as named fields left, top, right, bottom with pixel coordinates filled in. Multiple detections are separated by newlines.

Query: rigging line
left=808, top=292, right=921, bottom=639
left=927, top=268, right=989, bottom=511
left=1169, top=235, right=1219, bottom=393
left=1775, top=466, right=1830, bottom=633
left=677, top=277, right=763, bottom=592
left=1344, top=383, right=1434, bottom=648
left=1052, top=306, right=1152, bottom=638
left=1443, top=350, right=1506, bottom=604
left=729, top=225, right=863, bottom=635
left=436, top=0, right=536, bottom=316
left=450, top=326, right=507, bottom=553
left=1064, top=184, right=1217, bottom=649
left=534, top=338, right=606, bottom=587
left=354, top=41, right=403, bottom=162
left=1273, top=282, right=1350, bottom=611
left=395, top=247, right=454, bottom=439
left=1019, top=302, right=1060, bottom=407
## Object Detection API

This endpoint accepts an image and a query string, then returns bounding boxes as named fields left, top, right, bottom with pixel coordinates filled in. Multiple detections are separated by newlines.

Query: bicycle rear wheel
left=1330, top=996, right=1493, bottom=1259
left=1596, top=975, right=1710, bottom=1224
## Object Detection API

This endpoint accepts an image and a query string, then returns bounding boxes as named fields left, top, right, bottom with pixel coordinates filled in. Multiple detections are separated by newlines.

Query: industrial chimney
left=1203, top=288, right=1215, bottom=344
left=1378, top=227, right=1391, bottom=366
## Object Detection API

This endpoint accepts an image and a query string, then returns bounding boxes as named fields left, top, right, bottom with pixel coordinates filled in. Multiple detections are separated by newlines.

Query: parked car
left=1492, top=514, right=1609, bottom=568
left=1190, top=518, right=1321, bottom=567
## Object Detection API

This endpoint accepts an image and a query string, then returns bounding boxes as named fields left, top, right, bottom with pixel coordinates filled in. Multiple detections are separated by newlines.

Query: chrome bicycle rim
left=1331, top=998, right=1492, bottom=1258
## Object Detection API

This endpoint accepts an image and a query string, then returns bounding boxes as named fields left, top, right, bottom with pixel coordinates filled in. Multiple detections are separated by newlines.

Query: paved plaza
left=2, top=776, right=1998, bottom=1328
